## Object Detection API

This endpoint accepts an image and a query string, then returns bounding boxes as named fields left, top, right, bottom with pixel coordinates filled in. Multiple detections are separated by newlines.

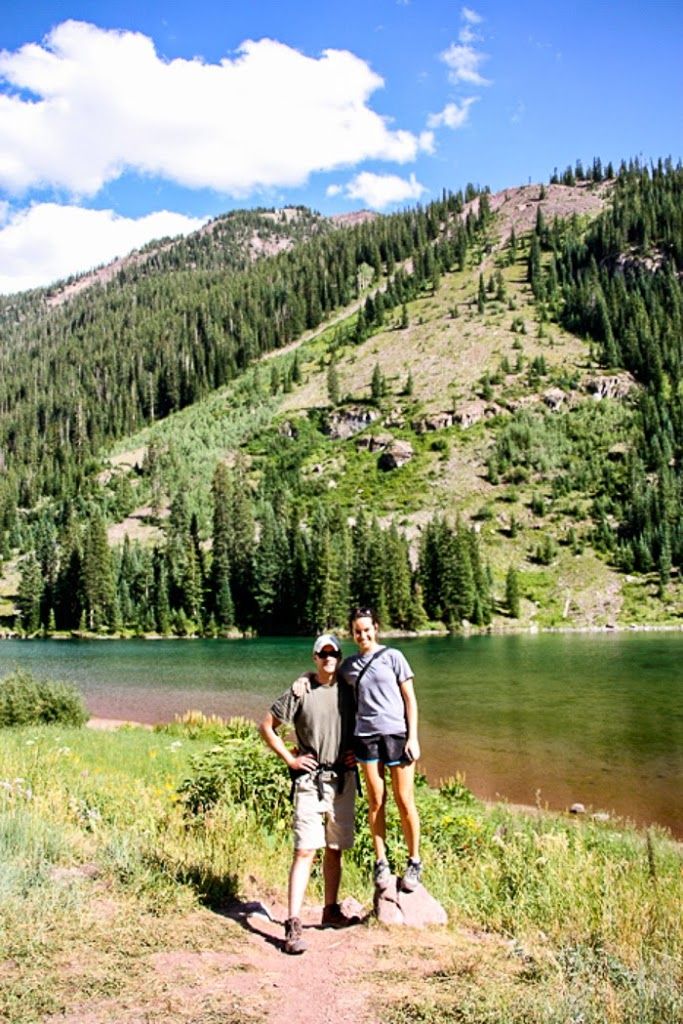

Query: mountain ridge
left=1, top=161, right=681, bottom=636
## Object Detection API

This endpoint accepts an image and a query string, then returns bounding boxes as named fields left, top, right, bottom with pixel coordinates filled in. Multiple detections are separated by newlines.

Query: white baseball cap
left=313, top=633, right=342, bottom=656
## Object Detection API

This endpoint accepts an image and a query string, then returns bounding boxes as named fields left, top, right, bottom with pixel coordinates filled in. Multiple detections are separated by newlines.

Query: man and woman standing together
left=259, top=607, right=422, bottom=954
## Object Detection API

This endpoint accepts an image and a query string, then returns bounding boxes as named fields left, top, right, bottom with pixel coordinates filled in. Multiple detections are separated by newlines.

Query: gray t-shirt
left=270, top=673, right=355, bottom=765
left=339, top=647, right=413, bottom=737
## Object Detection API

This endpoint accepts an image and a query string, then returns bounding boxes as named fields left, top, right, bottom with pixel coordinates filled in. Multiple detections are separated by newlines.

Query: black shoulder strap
left=354, top=646, right=386, bottom=694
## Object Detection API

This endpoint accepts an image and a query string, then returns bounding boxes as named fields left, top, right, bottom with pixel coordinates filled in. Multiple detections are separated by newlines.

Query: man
left=259, top=634, right=358, bottom=955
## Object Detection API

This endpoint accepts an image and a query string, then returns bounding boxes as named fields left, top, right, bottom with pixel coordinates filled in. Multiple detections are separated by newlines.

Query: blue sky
left=1, top=0, right=681, bottom=293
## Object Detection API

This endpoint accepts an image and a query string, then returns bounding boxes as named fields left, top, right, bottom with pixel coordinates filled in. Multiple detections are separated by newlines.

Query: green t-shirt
left=270, top=672, right=355, bottom=765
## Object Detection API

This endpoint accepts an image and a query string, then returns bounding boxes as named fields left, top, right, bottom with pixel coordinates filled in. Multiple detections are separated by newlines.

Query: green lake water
left=1, top=633, right=681, bottom=836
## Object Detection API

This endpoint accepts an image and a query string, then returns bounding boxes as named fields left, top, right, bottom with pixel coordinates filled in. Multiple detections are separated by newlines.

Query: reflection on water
left=1, top=632, right=681, bottom=835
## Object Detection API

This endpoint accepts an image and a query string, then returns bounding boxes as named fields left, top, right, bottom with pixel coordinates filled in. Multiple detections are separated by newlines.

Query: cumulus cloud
left=0, top=20, right=422, bottom=197
left=427, top=98, right=477, bottom=130
left=461, top=7, right=483, bottom=25
left=441, top=42, right=490, bottom=86
left=439, top=7, right=490, bottom=87
left=342, top=171, right=426, bottom=209
left=0, top=203, right=205, bottom=293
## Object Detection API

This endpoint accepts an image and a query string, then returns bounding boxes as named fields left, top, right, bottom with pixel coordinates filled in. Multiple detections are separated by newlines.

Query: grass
left=0, top=716, right=681, bottom=1022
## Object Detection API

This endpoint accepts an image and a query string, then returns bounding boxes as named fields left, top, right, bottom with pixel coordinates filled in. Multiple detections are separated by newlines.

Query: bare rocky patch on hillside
left=465, top=180, right=612, bottom=246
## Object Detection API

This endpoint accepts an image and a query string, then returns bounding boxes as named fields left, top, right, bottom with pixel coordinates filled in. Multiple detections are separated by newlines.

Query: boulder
left=454, top=400, right=500, bottom=428
left=374, top=875, right=447, bottom=928
left=412, top=411, right=454, bottom=433
left=356, top=432, right=394, bottom=452
left=278, top=420, right=298, bottom=439
left=385, top=408, right=406, bottom=428
left=378, top=440, right=414, bottom=471
left=324, top=407, right=379, bottom=440
left=542, top=387, right=566, bottom=410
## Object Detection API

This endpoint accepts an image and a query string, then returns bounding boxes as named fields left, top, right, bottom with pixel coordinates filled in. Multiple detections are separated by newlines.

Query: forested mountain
left=1, top=159, right=681, bottom=637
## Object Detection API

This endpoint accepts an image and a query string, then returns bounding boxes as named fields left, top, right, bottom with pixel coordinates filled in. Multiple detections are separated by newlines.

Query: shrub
left=178, top=720, right=490, bottom=870
left=0, top=669, right=87, bottom=728
left=178, top=718, right=291, bottom=827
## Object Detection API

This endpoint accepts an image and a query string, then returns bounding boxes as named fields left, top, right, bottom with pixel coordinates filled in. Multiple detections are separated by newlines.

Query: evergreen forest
left=1, top=159, right=681, bottom=637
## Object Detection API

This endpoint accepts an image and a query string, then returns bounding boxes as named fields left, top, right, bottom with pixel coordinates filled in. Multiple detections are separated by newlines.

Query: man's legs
left=288, top=848, right=316, bottom=919
left=323, top=846, right=342, bottom=907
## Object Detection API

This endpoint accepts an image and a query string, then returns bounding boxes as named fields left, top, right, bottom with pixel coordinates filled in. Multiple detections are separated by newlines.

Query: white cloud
left=418, top=129, right=436, bottom=154
left=461, top=7, right=483, bottom=24
left=441, top=42, right=490, bottom=86
left=427, top=98, right=477, bottom=130
left=0, top=203, right=205, bottom=293
left=0, top=20, right=422, bottom=197
left=343, top=171, right=426, bottom=209
left=326, top=184, right=343, bottom=197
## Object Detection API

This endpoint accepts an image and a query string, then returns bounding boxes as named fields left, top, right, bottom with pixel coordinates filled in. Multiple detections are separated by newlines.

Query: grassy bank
left=0, top=717, right=681, bottom=1023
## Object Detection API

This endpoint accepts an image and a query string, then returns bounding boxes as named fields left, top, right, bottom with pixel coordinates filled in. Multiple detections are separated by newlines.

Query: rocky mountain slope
left=2, top=168, right=681, bottom=634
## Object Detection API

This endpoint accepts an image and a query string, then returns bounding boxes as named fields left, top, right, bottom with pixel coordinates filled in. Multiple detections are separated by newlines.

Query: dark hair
left=349, top=606, right=379, bottom=629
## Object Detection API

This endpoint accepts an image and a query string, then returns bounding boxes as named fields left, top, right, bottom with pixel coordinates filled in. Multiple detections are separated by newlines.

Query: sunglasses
left=316, top=649, right=340, bottom=659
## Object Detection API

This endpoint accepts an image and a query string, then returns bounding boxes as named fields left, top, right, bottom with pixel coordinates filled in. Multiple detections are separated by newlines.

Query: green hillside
left=1, top=159, right=681, bottom=635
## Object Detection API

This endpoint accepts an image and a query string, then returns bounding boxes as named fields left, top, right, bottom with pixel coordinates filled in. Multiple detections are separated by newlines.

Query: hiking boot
left=321, top=902, right=361, bottom=928
left=284, top=916, right=307, bottom=954
left=400, top=858, right=422, bottom=892
left=373, top=858, right=392, bottom=891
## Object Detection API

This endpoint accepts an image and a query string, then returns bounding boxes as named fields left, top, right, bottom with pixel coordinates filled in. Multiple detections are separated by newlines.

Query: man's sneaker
left=284, top=916, right=307, bottom=954
left=321, top=902, right=361, bottom=928
left=373, top=858, right=392, bottom=890
left=401, top=858, right=422, bottom=892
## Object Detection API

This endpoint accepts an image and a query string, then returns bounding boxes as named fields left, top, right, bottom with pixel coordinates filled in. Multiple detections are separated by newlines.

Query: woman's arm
left=399, top=678, right=421, bottom=762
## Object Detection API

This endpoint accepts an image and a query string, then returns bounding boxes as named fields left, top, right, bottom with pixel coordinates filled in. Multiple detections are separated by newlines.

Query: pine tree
left=400, top=303, right=409, bottom=329
left=506, top=565, right=521, bottom=618
left=17, top=552, right=43, bottom=634
left=209, top=463, right=234, bottom=629
left=327, top=361, right=341, bottom=406
left=82, top=510, right=116, bottom=630
left=371, top=363, right=386, bottom=405
left=477, top=273, right=486, bottom=314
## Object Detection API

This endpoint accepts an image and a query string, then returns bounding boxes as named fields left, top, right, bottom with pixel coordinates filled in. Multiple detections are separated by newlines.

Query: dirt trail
left=44, top=895, right=460, bottom=1024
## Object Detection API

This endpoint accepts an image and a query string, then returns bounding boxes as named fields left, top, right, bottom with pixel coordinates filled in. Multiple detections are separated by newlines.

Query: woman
left=339, top=606, right=422, bottom=892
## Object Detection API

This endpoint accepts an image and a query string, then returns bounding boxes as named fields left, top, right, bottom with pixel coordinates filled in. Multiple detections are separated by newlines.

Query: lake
left=1, top=632, right=681, bottom=836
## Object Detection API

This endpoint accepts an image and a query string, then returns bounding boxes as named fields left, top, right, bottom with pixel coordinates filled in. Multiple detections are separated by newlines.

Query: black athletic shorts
left=354, top=733, right=411, bottom=767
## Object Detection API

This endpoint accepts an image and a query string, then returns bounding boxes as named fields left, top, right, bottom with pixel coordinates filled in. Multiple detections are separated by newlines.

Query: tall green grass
left=0, top=715, right=680, bottom=1023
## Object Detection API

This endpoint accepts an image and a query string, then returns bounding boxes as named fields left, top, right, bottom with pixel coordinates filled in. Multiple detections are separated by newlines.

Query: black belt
left=289, top=762, right=362, bottom=802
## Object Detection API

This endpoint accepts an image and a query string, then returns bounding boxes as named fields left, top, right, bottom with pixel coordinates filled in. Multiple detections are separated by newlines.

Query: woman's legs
left=389, top=762, right=420, bottom=861
left=360, top=761, right=388, bottom=862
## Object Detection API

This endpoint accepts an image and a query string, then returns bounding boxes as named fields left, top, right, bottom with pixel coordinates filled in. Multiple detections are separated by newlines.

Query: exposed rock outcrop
left=412, top=411, right=454, bottom=433
left=355, top=433, right=395, bottom=452
left=454, top=400, right=501, bottom=428
left=542, top=387, right=567, bottom=410
left=374, top=876, right=447, bottom=927
left=583, top=373, right=637, bottom=401
left=324, top=407, right=379, bottom=440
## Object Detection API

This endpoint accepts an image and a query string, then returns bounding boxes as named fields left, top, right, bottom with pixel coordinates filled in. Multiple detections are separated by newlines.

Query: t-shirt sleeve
left=270, top=687, right=301, bottom=726
left=390, top=649, right=414, bottom=684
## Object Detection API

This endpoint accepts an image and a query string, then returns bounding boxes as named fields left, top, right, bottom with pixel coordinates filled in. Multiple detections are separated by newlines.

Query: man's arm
left=259, top=711, right=318, bottom=772
left=399, top=678, right=421, bottom=763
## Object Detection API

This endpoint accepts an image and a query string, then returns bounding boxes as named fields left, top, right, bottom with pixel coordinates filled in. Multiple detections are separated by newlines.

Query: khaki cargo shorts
left=292, top=773, right=355, bottom=850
